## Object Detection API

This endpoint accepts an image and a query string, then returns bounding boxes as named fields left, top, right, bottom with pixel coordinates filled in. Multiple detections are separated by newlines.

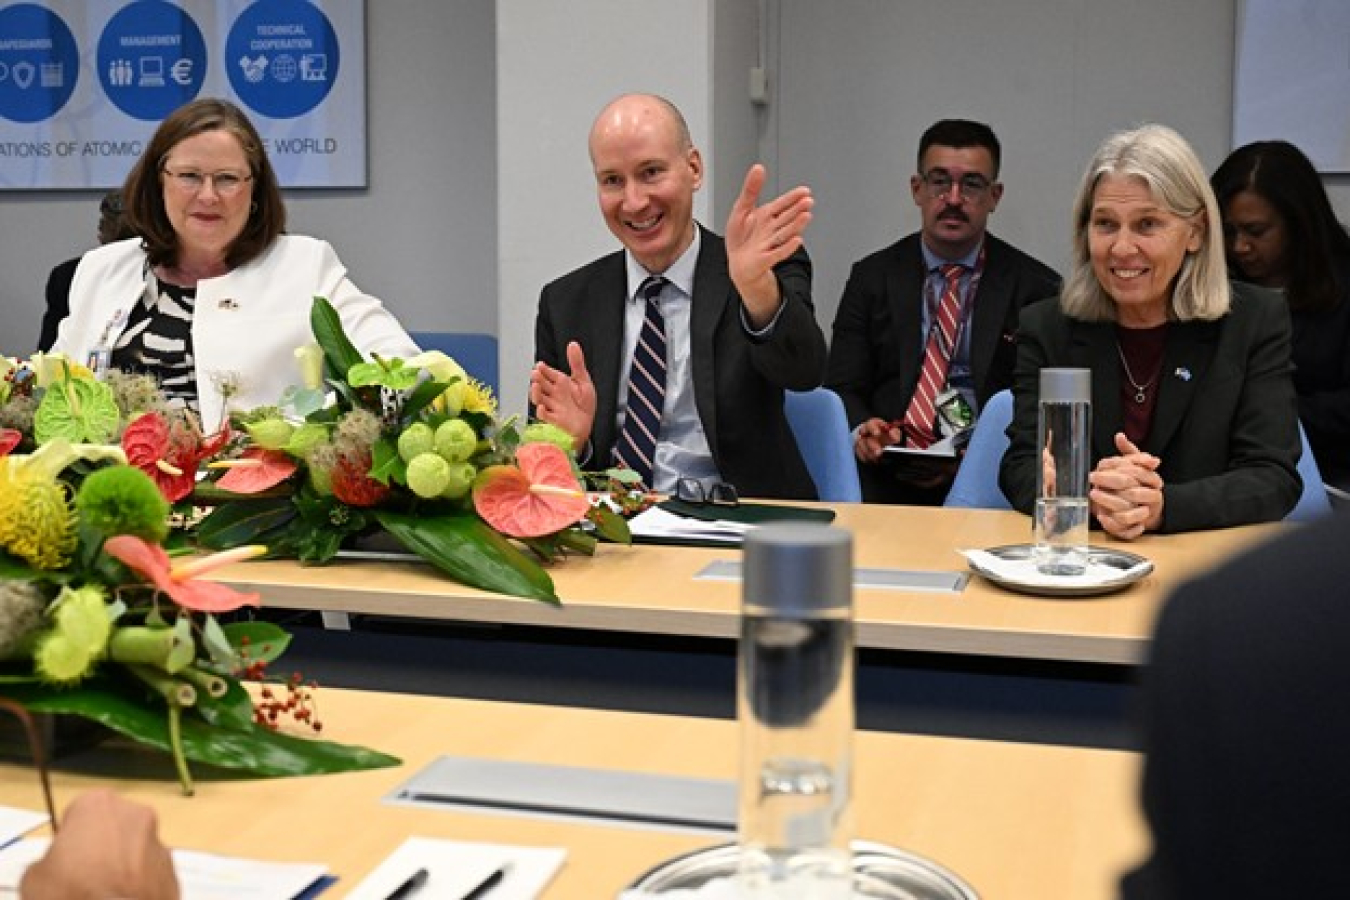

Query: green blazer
left=998, top=282, right=1301, bottom=532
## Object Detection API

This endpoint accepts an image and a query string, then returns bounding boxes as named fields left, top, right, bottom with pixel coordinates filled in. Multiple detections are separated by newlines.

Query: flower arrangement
left=0, top=440, right=399, bottom=795
left=193, top=297, right=629, bottom=603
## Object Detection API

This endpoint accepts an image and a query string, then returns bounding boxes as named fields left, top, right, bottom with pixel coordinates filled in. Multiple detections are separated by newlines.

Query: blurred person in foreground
left=999, top=123, right=1300, bottom=537
left=1211, top=139, right=1350, bottom=496
left=1121, top=508, right=1350, bottom=898
left=19, top=789, right=179, bottom=899
left=530, top=93, right=826, bottom=499
left=39, top=189, right=136, bottom=352
left=50, top=97, right=418, bottom=431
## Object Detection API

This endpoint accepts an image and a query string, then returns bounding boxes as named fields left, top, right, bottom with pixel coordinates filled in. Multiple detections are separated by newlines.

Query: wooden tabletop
left=215, top=505, right=1281, bottom=666
left=2, top=687, right=1147, bottom=899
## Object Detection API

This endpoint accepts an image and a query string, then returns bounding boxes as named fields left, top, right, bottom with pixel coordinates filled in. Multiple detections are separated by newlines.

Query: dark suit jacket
left=1121, top=510, right=1350, bottom=899
left=1000, top=283, right=1301, bottom=532
left=825, top=232, right=1060, bottom=504
left=1289, top=259, right=1350, bottom=489
left=534, top=226, right=827, bottom=500
left=39, top=256, right=80, bottom=352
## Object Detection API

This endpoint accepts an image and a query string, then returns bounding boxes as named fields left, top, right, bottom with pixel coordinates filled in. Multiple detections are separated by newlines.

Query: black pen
left=384, top=867, right=429, bottom=900
left=462, top=864, right=509, bottom=900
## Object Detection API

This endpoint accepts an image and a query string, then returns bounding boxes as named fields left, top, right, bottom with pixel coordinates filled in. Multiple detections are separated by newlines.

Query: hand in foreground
left=855, top=417, right=902, bottom=464
left=529, top=341, right=596, bottom=450
left=21, top=789, right=179, bottom=900
left=1089, top=432, right=1164, bottom=540
left=724, top=163, right=814, bottom=328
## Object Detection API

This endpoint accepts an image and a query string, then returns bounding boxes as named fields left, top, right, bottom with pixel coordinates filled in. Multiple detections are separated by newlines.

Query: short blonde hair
left=1061, top=124, right=1229, bottom=322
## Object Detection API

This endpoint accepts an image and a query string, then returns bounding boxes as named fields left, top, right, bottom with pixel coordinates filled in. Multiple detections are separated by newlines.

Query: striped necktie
left=900, top=263, right=964, bottom=448
left=613, top=276, right=669, bottom=488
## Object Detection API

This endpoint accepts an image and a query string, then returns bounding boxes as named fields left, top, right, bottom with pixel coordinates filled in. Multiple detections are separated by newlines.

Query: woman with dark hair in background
left=38, top=190, right=136, bottom=352
left=1211, top=140, right=1350, bottom=494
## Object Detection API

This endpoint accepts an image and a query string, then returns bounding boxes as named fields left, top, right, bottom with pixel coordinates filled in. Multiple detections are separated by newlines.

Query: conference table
left=1, top=687, right=1147, bottom=899
left=215, top=505, right=1282, bottom=667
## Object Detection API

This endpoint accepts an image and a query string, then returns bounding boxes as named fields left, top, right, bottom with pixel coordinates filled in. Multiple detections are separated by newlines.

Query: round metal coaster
left=624, top=840, right=978, bottom=898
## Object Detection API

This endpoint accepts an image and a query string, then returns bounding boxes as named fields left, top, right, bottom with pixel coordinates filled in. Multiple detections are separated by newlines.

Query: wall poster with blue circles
left=0, top=0, right=365, bottom=189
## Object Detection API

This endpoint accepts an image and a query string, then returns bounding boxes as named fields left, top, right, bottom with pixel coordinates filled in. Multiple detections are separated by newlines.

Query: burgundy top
left=1116, top=323, right=1168, bottom=444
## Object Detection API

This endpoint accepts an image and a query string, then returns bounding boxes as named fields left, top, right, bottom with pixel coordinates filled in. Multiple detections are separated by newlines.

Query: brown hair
left=122, top=97, right=286, bottom=269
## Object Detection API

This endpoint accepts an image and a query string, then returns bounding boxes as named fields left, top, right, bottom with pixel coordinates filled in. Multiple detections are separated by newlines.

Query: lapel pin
left=218, top=298, right=239, bottom=310
left=1173, top=367, right=1192, bottom=382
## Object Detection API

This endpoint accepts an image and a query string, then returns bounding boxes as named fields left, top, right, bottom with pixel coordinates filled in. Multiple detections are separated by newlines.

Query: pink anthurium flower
left=104, top=535, right=265, bottom=613
left=0, top=428, right=20, bottom=457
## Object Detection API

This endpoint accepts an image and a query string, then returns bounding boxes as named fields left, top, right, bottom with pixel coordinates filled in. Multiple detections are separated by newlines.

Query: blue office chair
left=784, top=388, right=863, bottom=502
left=409, top=331, right=499, bottom=397
left=1289, top=422, right=1332, bottom=522
left=943, top=389, right=1014, bottom=510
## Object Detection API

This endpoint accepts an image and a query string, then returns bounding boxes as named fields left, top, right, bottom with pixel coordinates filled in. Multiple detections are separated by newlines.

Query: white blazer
left=53, top=235, right=420, bottom=430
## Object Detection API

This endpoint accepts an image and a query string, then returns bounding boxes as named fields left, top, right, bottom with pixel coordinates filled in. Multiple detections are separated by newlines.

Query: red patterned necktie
left=613, top=276, right=668, bottom=488
left=900, top=263, right=965, bottom=448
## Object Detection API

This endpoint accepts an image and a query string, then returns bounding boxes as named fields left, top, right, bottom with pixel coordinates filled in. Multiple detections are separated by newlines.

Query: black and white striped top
left=110, top=277, right=199, bottom=412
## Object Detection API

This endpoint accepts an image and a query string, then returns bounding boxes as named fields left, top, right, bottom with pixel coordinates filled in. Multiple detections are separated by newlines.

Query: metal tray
left=965, top=543, right=1153, bottom=598
left=623, top=840, right=978, bottom=898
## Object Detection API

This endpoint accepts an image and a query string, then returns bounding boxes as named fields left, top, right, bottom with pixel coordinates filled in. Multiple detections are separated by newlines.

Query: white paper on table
left=0, top=838, right=328, bottom=900
left=345, top=836, right=566, bottom=900
left=628, top=506, right=752, bottom=544
left=0, top=806, right=46, bottom=848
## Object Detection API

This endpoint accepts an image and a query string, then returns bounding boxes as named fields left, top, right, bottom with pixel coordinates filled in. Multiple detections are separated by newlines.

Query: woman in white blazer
left=52, top=98, right=418, bottom=431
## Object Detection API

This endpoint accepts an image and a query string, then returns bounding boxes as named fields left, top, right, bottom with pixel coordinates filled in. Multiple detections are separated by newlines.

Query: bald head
left=589, top=93, right=693, bottom=163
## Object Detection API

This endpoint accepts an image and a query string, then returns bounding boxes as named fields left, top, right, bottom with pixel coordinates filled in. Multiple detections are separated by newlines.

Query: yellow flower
left=294, top=343, right=325, bottom=391
left=462, top=378, right=497, bottom=417
left=0, top=457, right=77, bottom=570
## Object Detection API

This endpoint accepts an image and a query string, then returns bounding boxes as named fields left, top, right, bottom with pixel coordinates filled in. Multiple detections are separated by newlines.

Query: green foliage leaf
left=310, top=296, right=364, bottom=386
left=196, top=498, right=299, bottom=550
left=10, top=679, right=399, bottom=776
left=402, top=379, right=453, bottom=420
left=221, top=621, right=292, bottom=665
left=369, top=436, right=406, bottom=487
left=588, top=505, right=633, bottom=544
left=374, top=509, right=558, bottom=604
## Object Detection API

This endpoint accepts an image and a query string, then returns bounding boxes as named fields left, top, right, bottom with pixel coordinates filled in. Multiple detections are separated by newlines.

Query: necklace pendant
left=1134, top=389, right=1147, bottom=404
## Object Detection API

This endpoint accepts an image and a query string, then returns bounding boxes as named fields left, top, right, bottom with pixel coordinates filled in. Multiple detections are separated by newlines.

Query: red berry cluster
left=236, top=635, right=324, bottom=733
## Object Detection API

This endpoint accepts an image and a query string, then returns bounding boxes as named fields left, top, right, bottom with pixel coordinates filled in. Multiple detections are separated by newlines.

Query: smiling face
left=1088, top=173, right=1204, bottom=327
left=159, top=129, right=254, bottom=268
left=1222, top=189, right=1288, bottom=289
left=910, top=145, right=1003, bottom=259
left=589, top=97, right=703, bottom=274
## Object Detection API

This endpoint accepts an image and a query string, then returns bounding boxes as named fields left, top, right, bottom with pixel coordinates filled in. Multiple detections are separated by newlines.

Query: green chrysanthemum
left=75, top=465, right=170, bottom=543
left=522, top=422, right=576, bottom=455
left=0, top=461, right=77, bottom=570
left=34, top=584, right=113, bottom=684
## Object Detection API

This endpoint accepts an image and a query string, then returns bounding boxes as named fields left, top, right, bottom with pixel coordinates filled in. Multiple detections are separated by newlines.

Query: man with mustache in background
left=826, top=119, right=1060, bottom=504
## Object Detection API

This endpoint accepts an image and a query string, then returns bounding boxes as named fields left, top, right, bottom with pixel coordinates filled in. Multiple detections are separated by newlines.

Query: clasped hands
left=530, top=164, right=814, bottom=449
left=1089, top=432, right=1164, bottom=540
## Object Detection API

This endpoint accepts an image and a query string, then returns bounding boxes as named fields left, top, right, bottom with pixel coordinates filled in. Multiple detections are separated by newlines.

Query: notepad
left=0, top=838, right=330, bottom=899
left=345, top=836, right=566, bottom=900
left=0, top=805, right=47, bottom=848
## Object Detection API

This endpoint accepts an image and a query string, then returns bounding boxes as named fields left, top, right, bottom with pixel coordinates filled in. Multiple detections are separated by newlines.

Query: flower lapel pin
left=217, top=298, right=239, bottom=310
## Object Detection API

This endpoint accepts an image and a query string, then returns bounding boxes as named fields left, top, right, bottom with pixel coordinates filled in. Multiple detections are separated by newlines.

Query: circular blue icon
left=0, top=4, right=80, bottom=124
left=226, top=0, right=340, bottom=119
left=98, top=1, right=207, bottom=121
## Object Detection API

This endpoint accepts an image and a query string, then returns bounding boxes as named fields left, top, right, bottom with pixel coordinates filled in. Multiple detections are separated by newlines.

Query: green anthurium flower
left=34, top=584, right=115, bottom=684
left=347, top=358, right=421, bottom=391
left=33, top=376, right=121, bottom=444
left=245, top=418, right=296, bottom=451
